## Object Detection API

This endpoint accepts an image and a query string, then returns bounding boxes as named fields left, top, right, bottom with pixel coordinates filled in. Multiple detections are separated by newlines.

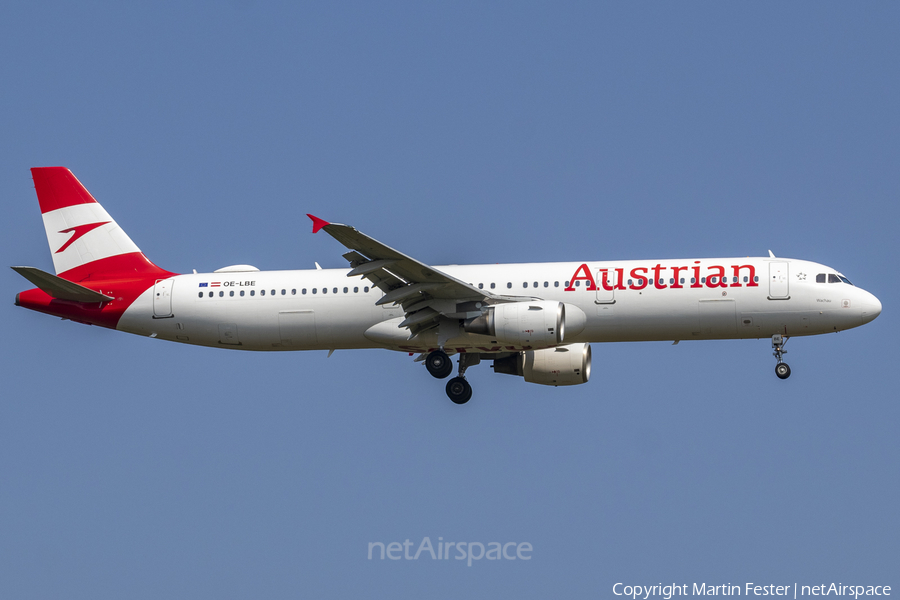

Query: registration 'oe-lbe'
left=14, top=168, right=882, bottom=404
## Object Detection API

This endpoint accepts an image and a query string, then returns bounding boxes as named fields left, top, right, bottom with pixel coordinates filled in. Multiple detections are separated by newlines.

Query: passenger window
left=322, top=288, right=327, bottom=294
left=544, top=282, right=548, bottom=287
left=691, top=277, right=696, bottom=284
left=271, top=289, right=276, bottom=295
left=250, top=290, right=255, bottom=296
left=292, top=289, right=296, bottom=295
left=364, top=286, right=369, bottom=292
left=302, top=289, right=306, bottom=295
left=754, top=276, right=759, bottom=282
left=261, top=290, right=266, bottom=296
left=198, top=292, right=203, bottom=298
left=816, top=274, right=826, bottom=283
left=219, top=291, right=224, bottom=297
left=565, top=281, right=570, bottom=287
left=669, top=278, right=674, bottom=284
left=523, top=282, right=528, bottom=288
left=628, top=279, right=633, bottom=286
left=554, top=281, right=559, bottom=287
left=333, top=288, right=337, bottom=294
left=208, top=291, right=213, bottom=298
left=354, top=287, right=358, bottom=293
left=230, top=291, right=234, bottom=297
left=281, top=289, right=286, bottom=295
left=312, top=288, right=317, bottom=294
left=680, top=278, right=685, bottom=284
left=507, top=282, right=512, bottom=289
left=533, top=282, right=538, bottom=288
left=829, top=274, right=841, bottom=283
left=744, top=276, right=749, bottom=283
left=478, top=283, right=483, bottom=289
left=240, top=290, right=245, bottom=297
left=490, top=283, right=496, bottom=289
left=575, top=281, right=580, bottom=287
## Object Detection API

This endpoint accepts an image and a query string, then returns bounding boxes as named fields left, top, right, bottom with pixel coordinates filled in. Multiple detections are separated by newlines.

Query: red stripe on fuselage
left=16, top=253, right=177, bottom=329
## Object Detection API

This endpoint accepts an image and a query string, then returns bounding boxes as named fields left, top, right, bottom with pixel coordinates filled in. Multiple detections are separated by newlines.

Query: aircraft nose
left=861, top=292, right=882, bottom=325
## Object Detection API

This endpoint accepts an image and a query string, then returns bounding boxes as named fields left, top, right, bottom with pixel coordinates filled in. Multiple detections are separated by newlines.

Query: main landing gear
left=446, top=377, right=472, bottom=405
left=772, top=334, right=791, bottom=380
left=425, top=350, right=453, bottom=379
left=425, top=350, right=476, bottom=404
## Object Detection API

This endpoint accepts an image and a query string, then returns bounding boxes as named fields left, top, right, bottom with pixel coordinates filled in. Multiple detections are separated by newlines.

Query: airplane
left=13, top=167, right=882, bottom=404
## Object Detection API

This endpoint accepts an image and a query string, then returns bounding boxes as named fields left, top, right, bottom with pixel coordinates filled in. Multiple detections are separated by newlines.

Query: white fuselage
left=117, top=257, right=881, bottom=353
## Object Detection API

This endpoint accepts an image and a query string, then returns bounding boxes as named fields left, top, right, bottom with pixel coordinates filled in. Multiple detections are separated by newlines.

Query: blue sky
left=1, top=2, right=897, bottom=598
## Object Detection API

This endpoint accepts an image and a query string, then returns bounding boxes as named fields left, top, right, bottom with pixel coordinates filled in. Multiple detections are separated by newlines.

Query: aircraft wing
left=307, top=214, right=531, bottom=336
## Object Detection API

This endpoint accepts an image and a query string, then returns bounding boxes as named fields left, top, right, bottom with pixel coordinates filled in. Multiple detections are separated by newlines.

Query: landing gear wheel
left=771, top=335, right=791, bottom=380
left=775, top=363, right=791, bottom=380
left=446, top=377, right=473, bottom=404
left=425, top=350, right=453, bottom=379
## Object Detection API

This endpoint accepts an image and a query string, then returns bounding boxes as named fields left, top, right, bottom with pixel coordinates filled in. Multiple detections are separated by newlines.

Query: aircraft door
left=278, top=310, right=317, bottom=347
left=768, top=262, right=790, bottom=299
left=595, top=269, right=615, bottom=304
left=218, top=323, right=240, bottom=345
left=153, top=278, right=174, bottom=318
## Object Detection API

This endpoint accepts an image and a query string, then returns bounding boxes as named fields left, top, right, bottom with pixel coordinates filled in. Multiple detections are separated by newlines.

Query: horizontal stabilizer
left=11, top=266, right=114, bottom=303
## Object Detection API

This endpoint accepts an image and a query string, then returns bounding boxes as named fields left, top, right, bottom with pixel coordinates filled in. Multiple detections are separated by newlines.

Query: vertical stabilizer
left=31, top=167, right=172, bottom=281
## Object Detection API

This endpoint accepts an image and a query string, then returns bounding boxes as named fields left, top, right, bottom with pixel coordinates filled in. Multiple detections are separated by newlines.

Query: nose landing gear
left=772, top=334, right=791, bottom=379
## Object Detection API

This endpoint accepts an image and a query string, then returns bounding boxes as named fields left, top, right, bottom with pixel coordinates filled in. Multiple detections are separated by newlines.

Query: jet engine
left=464, top=301, right=586, bottom=347
left=492, top=343, right=592, bottom=386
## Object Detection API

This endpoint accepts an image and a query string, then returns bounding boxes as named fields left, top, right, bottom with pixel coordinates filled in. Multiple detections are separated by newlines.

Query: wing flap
left=348, top=258, right=400, bottom=278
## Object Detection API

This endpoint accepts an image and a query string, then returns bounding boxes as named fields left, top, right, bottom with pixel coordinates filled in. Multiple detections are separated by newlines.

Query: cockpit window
left=839, top=276, right=853, bottom=285
left=828, top=274, right=841, bottom=283
left=816, top=274, right=826, bottom=283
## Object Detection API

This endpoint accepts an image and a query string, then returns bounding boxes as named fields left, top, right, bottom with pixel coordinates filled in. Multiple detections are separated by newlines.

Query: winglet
left=307, top=214, right=330, bottom=234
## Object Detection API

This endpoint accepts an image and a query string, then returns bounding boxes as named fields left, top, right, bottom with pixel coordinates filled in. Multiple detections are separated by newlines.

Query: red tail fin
left=32, top=167, right=174, bottom=281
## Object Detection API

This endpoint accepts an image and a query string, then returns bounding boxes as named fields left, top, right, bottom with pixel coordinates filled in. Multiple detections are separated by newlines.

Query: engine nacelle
left=465, top=301, right=585, bottom=347
left=493, top=343, right=592, bottom=386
